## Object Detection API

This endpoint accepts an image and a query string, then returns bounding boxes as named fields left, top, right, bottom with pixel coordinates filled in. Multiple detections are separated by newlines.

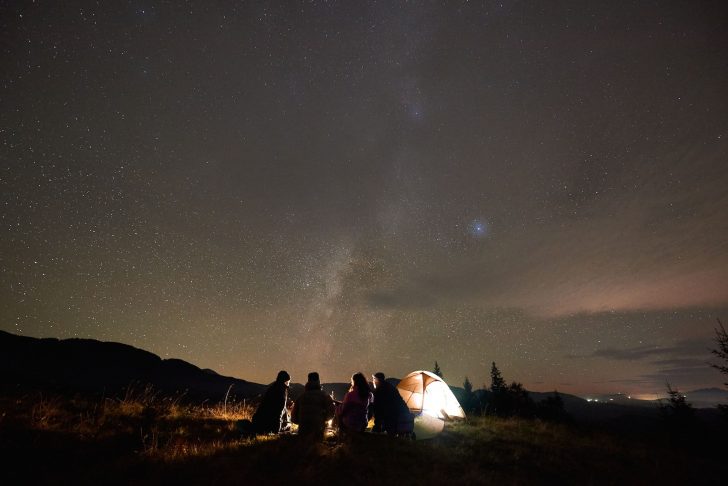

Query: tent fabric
left=413, top=412, right=444, bottom=440
left=396, top=370, right=466, bottom=420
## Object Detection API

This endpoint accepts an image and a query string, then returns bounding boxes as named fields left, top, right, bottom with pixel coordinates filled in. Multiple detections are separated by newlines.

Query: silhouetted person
left=371, top=372, right=411, bottom=435
left=252, top=370, right=290, bottom=434
left=291, top=371, right=336, bottom=441
left=337, top=372, right=373, bottom=433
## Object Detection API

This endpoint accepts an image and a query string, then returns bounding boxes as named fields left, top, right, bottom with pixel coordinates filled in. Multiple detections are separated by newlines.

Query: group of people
left=250, top=370, right=413, bottom=441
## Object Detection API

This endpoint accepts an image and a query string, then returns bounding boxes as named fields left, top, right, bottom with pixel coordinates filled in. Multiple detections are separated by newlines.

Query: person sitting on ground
left=371, top=372, right=414, bottom=436
left=251, top=370, right=291, bottom=434
left=291, top=371, right=336, bottom=441
left=337, top=372, right=374, bottom=434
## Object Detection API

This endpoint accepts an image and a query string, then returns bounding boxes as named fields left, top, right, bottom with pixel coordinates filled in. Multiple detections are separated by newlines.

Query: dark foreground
left=1, top=390, right=725, bottom=485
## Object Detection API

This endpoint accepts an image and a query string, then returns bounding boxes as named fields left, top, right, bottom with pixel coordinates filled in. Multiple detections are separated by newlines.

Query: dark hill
left=0, top=330, right=266, bottom=402
left=682, top=387, right=728, bottom=408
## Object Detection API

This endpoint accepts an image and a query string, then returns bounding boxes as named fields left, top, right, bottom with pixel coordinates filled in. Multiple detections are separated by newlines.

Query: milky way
left=2, top=1, right=727, bottom=395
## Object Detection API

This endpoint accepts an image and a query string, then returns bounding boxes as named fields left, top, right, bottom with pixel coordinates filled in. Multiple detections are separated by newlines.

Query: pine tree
left=711, top=318, right=728, bottom=415
left=463, top=376, right=473, bottom=394
left=711, top=318, right=728, bottom=386
left=433, top=361, right=443, bottom=378
left=490, top=362, right=505, bottom=392
left=660, top=383, right=695, bottom=437
left=487, top=362, right=509, bottom=416
left=536, top=391, right=568, bottom=422
left=462, top=376, right=474, bottom=412
left=506, top=382, right=535, bottom=418
left=664, top=384, right=692, bottom=412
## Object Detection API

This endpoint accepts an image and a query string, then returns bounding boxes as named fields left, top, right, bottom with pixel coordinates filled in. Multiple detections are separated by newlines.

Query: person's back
left=371, top=372, right=414, bottom=436
left=338, top=372, right=373, bottom=433
left=291, top=372, right=335, bottom=441
left=252, top=370, right=290, bottom=434
left=372, top=380, right=397, bottom=432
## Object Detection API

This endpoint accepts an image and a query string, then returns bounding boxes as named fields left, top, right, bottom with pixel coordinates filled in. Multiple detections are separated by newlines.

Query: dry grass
left=1, top=389, right=726, bottom=485
left=0, top=387, right=256, bottom=463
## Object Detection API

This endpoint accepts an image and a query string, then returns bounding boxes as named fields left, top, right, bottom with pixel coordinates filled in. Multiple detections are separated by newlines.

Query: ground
left=1, top=389, right=725, bottom=485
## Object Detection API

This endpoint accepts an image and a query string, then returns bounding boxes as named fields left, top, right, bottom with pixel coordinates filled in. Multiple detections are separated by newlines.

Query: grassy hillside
left=1, top=389, right=725, bottom=485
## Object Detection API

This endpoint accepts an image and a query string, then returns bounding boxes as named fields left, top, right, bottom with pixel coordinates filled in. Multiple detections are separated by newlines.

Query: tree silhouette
left=505, top=382, right=535, bottom=418
left=490, top=362, right=506, bottom=392
left=660, top=383, right=695, bottom=441
left=711, top=318, right=728, bottom=384
left=462, top=376, right=475, bottom=413
left=487, top=362, right=508, bottom=416
left=463, top=376, right=473, bottom=394
left=664, top=383, right=692, bottom=409
left=536, top=391, right=570, bottom=422
left=485, top=363, right=536, bottom=417
left=710, top=318, right=728, bottom=415
left=433, top=361, right=443, bottom=378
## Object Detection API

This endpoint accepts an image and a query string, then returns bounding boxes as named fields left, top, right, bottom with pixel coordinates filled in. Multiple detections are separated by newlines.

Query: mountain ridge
left=0, top=330, right=267, bottom=401
left=3, top=331, right=725, bottom=412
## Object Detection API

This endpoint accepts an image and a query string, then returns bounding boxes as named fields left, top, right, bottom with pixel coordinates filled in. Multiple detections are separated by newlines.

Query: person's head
left=276, top=370, right=291, bottom=387
left=351, top=372, right=371, bottom=400
left=372, top=372, right=386, bottom=389
left=305, top=371, right=321, bottom=390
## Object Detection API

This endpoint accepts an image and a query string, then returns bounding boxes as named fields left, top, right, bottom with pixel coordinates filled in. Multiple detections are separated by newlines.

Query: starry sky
left=2, top=1, right=728, bottom=396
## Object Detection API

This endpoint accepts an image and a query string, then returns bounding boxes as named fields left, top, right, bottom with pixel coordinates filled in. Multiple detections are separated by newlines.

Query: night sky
left=2, top=1, right=727, bottom=397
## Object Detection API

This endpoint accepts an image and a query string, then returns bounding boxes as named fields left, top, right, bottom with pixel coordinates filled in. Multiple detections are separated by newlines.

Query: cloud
left=592, top=345, right=665, bottom=361
left=588, top=339, right=709, bottom=362
left=650, top=358, right=708, bottom=368
left=638, top=366, right=718, bottom=388
left=585, top=339, right=719, bottom=389
left=641, top=366, right=708, bottom=378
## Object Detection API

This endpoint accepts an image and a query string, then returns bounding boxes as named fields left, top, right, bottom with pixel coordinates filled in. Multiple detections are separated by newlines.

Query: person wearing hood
left=371, top=372, right=413, bottom=436
left=252, top=370, right=291, bottom=434
left=291, top=371, right=336, bottom=441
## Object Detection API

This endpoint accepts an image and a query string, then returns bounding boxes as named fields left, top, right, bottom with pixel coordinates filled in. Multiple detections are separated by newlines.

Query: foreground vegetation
left=1, top=388, right=725, bottom=485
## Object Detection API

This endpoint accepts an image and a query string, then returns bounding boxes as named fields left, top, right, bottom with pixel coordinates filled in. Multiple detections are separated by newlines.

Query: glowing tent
left=396, top=370, right=465, bottom=439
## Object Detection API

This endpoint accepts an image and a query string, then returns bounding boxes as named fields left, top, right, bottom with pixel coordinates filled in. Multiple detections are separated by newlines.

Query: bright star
left=468, top=219, right=488, bottom=238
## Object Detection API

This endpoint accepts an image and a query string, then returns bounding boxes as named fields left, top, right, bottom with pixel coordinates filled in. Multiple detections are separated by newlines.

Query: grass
left=1, top=389, right=726, bottom=485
